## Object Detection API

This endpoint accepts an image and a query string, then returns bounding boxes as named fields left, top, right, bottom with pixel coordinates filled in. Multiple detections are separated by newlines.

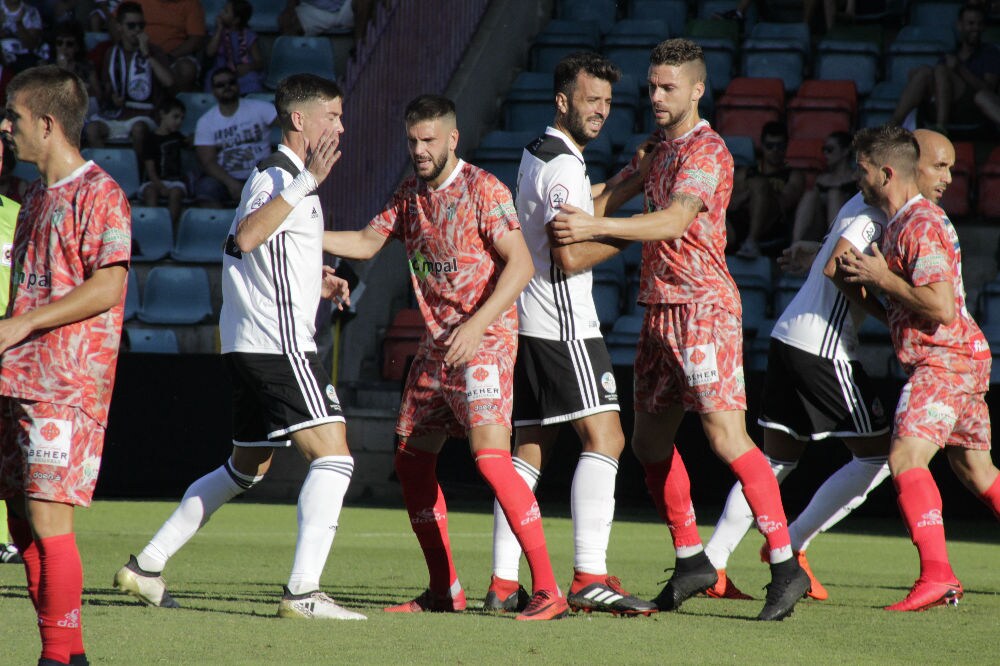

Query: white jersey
left=771, top=192, right=887, bottom=360
left=220, top=144, right=324, bottom=354
left=515, top=127, right=602, bottom=340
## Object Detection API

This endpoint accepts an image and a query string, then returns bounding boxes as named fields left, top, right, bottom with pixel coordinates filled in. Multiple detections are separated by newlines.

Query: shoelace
left=655, top=567, right=675, bottom=586
left=523, top=590, right=553, bottom=612
left=605, top=575, right=627, bottom=594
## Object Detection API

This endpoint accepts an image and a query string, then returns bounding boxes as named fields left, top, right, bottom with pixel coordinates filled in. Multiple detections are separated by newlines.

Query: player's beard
left=564, top=105, right=602, bottom=148
left=412, top=146, right=449, bottom=183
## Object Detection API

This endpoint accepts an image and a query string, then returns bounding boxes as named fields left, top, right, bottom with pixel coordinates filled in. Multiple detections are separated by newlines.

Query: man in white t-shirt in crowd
left=194, top=66, right=276, bottom=208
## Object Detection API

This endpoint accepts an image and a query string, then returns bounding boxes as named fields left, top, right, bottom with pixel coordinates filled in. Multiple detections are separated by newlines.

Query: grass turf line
left=1, top=500, right=997, bottom=664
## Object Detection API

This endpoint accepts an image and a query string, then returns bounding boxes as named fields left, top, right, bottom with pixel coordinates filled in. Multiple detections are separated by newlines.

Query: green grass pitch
left=1, top=500, right=997, bottom=664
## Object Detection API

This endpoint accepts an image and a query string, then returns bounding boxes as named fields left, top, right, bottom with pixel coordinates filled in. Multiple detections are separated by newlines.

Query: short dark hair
left=274, top=73, right=343, bottom=131
left=157, top=96, right=185, bottom=117
left=649, top=38, right=706, bottom=82
left=230, top=0, right=253, bottom=27
left=6, top=65, right=89, bottom=148
left=404, top=94, right=456, bottom=126
left=553, top=51, right=621, bottom=98
left=116, top=1, right=142, bottom=20
left=761, top=121, right=788, bottom=141
left=852, top=124, right=920, bottom=178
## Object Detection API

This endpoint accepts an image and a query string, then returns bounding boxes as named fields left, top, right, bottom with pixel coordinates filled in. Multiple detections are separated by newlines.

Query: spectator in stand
left=791, top=131, right=856, bottom=244
left=0, top=0, right=47, bottom=72
left=728, top=121, right=806, bottom=258
left=136, top=0, right=206, bottom=92
left=279, top=0, right=377, bottom=42
left=205, top=0, right=264, bottom=95
left=139, top=96, right=187, bottom=226
left=194, top=66, right=276, bottom=208
left=0, top=135, right=29, bottom=202
left=49, top=21, right=101, bottom=116
left=86, top=2, right=173, bottom=156
left=892, top=3, right=1000, bottom=132
left=89, top=0, right=121, bottom=32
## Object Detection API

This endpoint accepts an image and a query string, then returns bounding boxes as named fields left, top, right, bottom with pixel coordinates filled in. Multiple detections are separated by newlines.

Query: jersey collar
left=429, top=158, right=464, bottom=192
left=276, top=143, right=306, bottom=172
left=545, top=126, right=585, bottom=163
left=889, top=194, right=924, bottom=225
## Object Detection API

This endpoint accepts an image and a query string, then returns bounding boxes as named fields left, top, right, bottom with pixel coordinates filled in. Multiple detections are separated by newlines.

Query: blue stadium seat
left=739, top=286, right=770, bottom=336
left=742, top=49, right=804, bottom=93
left=170, top=208, right=235, bottom=263
left=558, top=0, right=617, bottom=31
left=891, top=25, right=952, bottom=54
left=603, top=44, right=658, bottom=91
left=604, top=18, right=669, bottom=44
left=247, top=2, right=282, bottom=33
left=583, top=131, right=614, bottom=173
left=701, top=44, right=734, bottom=93
left=125, top=326, right=180, bottom=354
left=697, top=0, right=758, bottom=28
left=886, top=52, right=940, bottom=87
left=817, top=37, right=881, bottom=59
left=727, top=255, right=771, bottom=289
left=744, top=333, right=770, bottom=373
left=11, top=160, right=39, bottom=184
left=265, top=36, right=335, bottom=89
left=176, top=92, right=217, bottom=137
left=593, top=254, right=627, bottom=287
left=722, top=134, right=755, bottom=168
left=124, top=270, right=139, bottom=321
left=131, top=207, right=173, bottom=262
left=621, top=242, right=642, bottom=272
left=861, top=78, right=907, bottom=126
left=630, top=0, right=687, bottom=35
left=201, top=0, right=226, bottom=30
left=748, top=22, right=811, bottom=56
left=137, top=266, right=214, bottom=325
left=606, top=311, right=642, bottom=364
left=474, top=130, right=535, bottom=161
left=774, top=275, right=805, bottom=315
left=857, top=315, right=889, bottom=342
left=81, top=148, right=140, bottom=198
left=592, top=280, right=622, bottom=326
left=476, top=158, right=520, bottom=193
left=910, top=2, right=962, bottom=37
left=531, top=20, right=601, bottom=71
left=84, top=31, right=107, bottom=51
left=503, top=74, right=552, bottom=131
left=815, top=51, right=878, bottom=97
left=603, top=75, right=640, bottom=148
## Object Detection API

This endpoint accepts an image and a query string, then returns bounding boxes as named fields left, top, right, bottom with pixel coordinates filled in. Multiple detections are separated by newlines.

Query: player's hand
left=835, top=243, right=888, bottom=288
left=304, top=129, right=342, bottom=186
left=443, top=320, right=486, bottom=367
left=635, top=134, right=659, bottom=180
left=550, top=203, right=600, bottom=244
left=778, top=240, right=821, bottom=275
left=0, top=316, right=32, bottom=355
left=320, top=265, right=351, bottom=309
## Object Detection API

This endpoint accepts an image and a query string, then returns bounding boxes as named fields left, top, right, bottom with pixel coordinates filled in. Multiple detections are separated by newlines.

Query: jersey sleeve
left=900, top=214, right=954, bottom=287
left=478, top=174, right=520, bottom=248
left=239, top=166, right=294, bottom=239
left=81, top=180, right=132, bottom=274
left=671, top=136, right=723, bottom=207
left=838, top=210, right=884, bottom=254
left=368, top=186, right=406, bottom=240
left=539, top=156, right=587, bottom=226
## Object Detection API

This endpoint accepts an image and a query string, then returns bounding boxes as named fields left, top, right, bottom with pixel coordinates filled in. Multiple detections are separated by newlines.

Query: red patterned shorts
left=0, top=397, right=106, bottom=507
left=893, top=366, right=991, bottom=450
left=634, top=303, right=747, bottom=414
left=396, top=349, right=514, bottom=438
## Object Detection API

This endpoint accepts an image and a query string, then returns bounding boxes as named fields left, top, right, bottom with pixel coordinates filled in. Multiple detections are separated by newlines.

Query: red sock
left=895, top=468, right=955, bottom=581
left=37, top=533, right=83, bottom=664
left=393, top=444, right=458, bottom=597
left=980, top=473, right=1000, bottom=520
left=730, top=448, right=792, bottom=555
left=642, top=446, right=701, bottom=548
left=475, top=448, right=558, bottom=595
left=8, top=517, right=40, bottom=610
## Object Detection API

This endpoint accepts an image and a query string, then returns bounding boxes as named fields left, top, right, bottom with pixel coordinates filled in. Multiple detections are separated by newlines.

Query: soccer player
left=550, top=38, right=810, bottom=621
left=703, top=129, right=960, bottom=601
left=0, top=65, right=131, bottom=666
left=484, top=52, right=655, bottom=616
left=834, top=124, right=1000, bottom=611
left=324, top=94, right=568, bottom=621
left=114, top=73, right=365, bottom=621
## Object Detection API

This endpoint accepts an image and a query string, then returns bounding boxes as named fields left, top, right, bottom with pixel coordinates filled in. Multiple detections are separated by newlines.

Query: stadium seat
left=81, top=148, right=140, bottom=199
left=265, top=36, right=335, bottom=89
left=125, top=326, right=180, bottom=354
left=475, top=158, right=520, bottom=193
left=247, top=91, right=276, bottom=105
left=124, top=270, right=139, bottom=321
left=593, top=254, right=627, bottom=287
left=886, top=52, right=939, bottom=89
left=604, top=75, right=640, bottom=147
left=247, top=3, right=280, bottom=32
left=726, top=255, right=771, bottom=288
left=593, top=279, right=622, bottom=326
left=630, top=0, right=688, bottom=35
left=715, top=107, right=781, bottom=153
left=381, top=308, right=423, bottom=382
left=558, top=0, right=617, bottom=31
left=774, top=274, right=805, bottom=315
left=742, top=45, right=805, bottom=92
left=739, top=286, right=770, bottom=336
left=605, top=311, right=642, bottom=366
left=747, top=22, right=811, bottom=56
left=892, top=24, right=953, bottom=53
left=474, top=130, right=535, bottom=161
left=11, top=160, right=39, bottom=184
left=722, top=77, right=785, bottom=109
left=686, top=17, right=739, bottom=48
left=170, top=208, right=235, bottom=263
left=503, top=75, right=552, bottom=131
left=84, top=31, right=107, bottom=51
left=603, top=43, right=660, bottom=90
left=583, top=131, right=614, bottom=175
left=722, top=134, right=755, bottom=168
left=857, top=315, right=889, bottom=342
left=176, top=92, right=217, bottom=137
left=785, top=138, right=825, bottom=186
left=978, top=147, right=1000, bottom=219
left=715, top=81, right=783, bottom=151
left=861, top=78, right=907, bottom=126
left=744, top=333, right=770, bottom=373
left=795, top=79, right=858, bottom=123
left=620, top=241, right=642, bottom=272
left=815, top=52, right=878, bottom=97
left=787, top=101, right=852, bottom=141
left=201, top=0, right=226, bottom=29
left=131, top=207, right=173, bottom=262
left=939, top=141, right=973, bottom=219
left=137, top=266, right=214, bottom=325
left=531, top=19, right=601, bottom=71
left=697, top=0, right=758, bottom=28
left=910, top=3, right=961, bottom=44
left=700, top=42, right=734, bottom=93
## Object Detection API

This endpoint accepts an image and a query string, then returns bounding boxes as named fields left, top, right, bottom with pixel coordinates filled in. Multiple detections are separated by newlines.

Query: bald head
left=914, top=129, right=955, bottom=204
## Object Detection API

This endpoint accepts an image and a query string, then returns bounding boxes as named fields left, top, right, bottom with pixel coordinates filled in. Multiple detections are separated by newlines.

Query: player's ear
left=555, top=91, right=568, bottom=116
left=448, top=127, right=459, bottom=152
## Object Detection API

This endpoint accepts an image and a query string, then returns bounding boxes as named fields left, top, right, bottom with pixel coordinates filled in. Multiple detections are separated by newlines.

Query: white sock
left=571, top=452, right=619, bottom=575
left=705, top=456, right=797, bottom=570
left=491, top=457, right=539, bottom=581
left=789, top=455, right=890, bottom=551
left=287, top=456, right=353, bottom=595
left=138, top=458, right=257, bottom=572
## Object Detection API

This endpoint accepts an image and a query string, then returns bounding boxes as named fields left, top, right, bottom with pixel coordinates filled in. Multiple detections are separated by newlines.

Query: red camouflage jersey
left=0, top=162, right=131, bottom=426
left=882, top=195, right=989, bottom=391
left=368, top=160, right=521, bottom=356
left=619, top=120, right=739, bottom=315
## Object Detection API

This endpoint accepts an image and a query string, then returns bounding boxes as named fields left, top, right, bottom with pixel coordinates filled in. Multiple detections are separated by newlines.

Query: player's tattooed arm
left=667, top=191, right=704, bottom=214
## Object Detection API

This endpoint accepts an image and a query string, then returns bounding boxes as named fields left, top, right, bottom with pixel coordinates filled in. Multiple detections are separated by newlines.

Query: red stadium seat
left=785, top=138, right=825, bottom=188
left=715, top=106, right=782, bottom=151
left=940, top=141, right=974, bottom=219
left=795, top=79, right=858, bottom=122
left=787, top=101, right=852, bottom=140
left=716, top=78, right=785, bottom=150
left=723, top=77, right=786, bottom=108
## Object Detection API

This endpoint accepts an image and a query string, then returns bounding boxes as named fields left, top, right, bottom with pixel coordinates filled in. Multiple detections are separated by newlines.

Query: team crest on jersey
left=683, top=343, right=719, bottom=387
left=445, top=202, right=457, bottom=221
left=51, top=208, right=65, bottom=226
left=465, top=364, right=500, bottom=402
left=325, top=384, right=340, bottom=407
left=548, top=184, right=569, bottom=209
left=250, top=192, right=271, bottom=210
